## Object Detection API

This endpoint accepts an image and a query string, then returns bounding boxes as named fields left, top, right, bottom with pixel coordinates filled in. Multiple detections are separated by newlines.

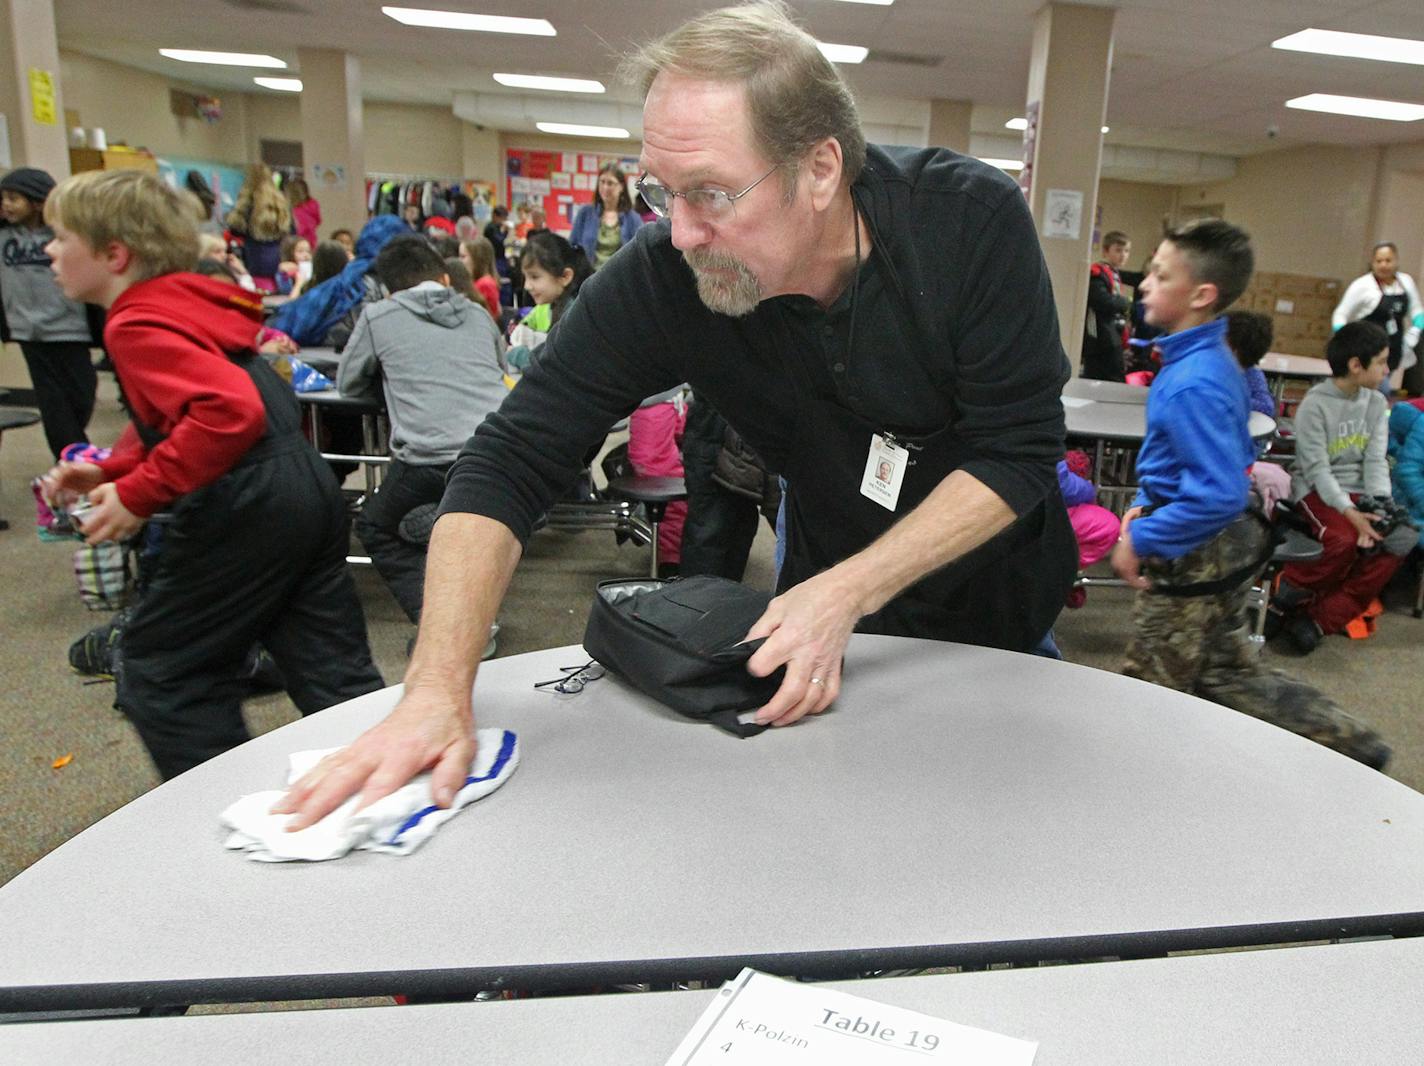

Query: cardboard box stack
left=1233, top=271, right=1341, bottom=358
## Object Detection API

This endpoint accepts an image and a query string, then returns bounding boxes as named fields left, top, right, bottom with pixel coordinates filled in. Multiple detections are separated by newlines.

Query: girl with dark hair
left=569, top=163, right=644, bottom=269
left=459, top=236, right=502, bottom=317
left=308, top=240, right=351, bottom=290
left=507, top=233, right=592, bottom=367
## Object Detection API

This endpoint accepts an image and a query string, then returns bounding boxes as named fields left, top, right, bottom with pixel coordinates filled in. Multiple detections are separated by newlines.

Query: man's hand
left=1111, top=506, right=1151, bottom=589
left=1344, top=506, right=1383, bottom=549
left=76, top=482, right=144, bottom=545
left=271, top=684, right=477, bottom=830
left=744, top=571, right=861, bottom=728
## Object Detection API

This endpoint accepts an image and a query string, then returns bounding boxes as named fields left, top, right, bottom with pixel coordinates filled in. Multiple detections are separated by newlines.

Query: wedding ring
left=809, top=677, right=823, bottom=686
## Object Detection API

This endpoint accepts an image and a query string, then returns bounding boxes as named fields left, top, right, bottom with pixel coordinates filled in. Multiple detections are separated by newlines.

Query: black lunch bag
left=582, top=576, right=786, bottom=737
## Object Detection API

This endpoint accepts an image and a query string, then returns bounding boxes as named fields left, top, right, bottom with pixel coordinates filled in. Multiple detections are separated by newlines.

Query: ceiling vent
left=865, top=50, right=943, bottom=68
left=219, top=0, right=309, bottom=13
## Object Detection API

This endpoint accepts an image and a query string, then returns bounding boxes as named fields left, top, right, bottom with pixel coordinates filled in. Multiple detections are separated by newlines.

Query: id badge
left=1387, top=317, right=1398, bottom=336
left=860, top=433, right=908, bottom=512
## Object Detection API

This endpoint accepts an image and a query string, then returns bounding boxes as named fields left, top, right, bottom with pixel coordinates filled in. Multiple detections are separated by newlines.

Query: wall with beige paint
left=1096, top=179, right=1175, bottom=265
left=59, top=50, right=252, bottom=163
left=1174, top=145, right=1381, bottom=282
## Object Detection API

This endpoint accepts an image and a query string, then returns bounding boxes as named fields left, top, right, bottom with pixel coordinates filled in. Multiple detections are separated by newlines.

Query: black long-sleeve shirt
left=442, top=145, right=1068, bottom=561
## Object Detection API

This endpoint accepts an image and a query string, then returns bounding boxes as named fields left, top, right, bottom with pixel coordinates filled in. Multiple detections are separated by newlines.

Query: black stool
left=1249, top=528, right=1324, bottom=645
left=606, top=475, right=687, bottom=577
left=0, top=408, right=42, bottom=532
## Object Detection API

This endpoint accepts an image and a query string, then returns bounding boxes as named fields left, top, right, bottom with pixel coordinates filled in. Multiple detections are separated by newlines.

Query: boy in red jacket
left=42, top=169, right=382, bottom=780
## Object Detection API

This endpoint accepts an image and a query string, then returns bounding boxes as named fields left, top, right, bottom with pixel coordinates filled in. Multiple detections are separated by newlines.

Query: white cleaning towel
left=220, top=728, right=520, bottom=862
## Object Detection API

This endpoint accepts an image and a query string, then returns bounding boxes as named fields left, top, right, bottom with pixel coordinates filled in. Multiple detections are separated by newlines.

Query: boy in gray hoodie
left=1274, top=321, right=1418, bottom=651
left=338, top=236, right=508, bottom=626
left=1, top=167, right=96, bottom=457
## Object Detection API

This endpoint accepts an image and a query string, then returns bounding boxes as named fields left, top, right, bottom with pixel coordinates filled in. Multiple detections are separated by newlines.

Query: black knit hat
left=0, top=167, right=57, bottom=204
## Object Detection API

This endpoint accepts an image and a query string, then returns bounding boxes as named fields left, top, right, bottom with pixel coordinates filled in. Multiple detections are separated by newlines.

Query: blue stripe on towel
left=387, top=730, right=517, bottom=845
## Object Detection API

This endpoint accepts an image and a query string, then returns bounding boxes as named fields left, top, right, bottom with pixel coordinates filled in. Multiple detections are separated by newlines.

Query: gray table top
left=1061, top=378, right=1149, bottom=404
left=1064, top=398, right=1275, bottom=443
left=5, top=939, right=1420, bottom=1064
left=2, top=637, right=1422, bottom=1013
left=1259, top=352, right=1332, bottom=378
left=296, top=346, right=339, bottom=374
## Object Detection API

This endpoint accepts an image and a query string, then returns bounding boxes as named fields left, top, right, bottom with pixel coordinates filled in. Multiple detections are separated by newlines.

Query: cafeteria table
left=1060, top=377, right=1149, bottom=404
left=5, top=938, right=1419, bottom=1064
left=1259, top=351, right=1332, bottom=406
left=2, top=637, right=1421, bottom=1014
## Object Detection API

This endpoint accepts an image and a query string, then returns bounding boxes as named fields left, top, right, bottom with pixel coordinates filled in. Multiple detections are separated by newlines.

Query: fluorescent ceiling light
left=1285, top=93, right=1424, bottom=122
left=382, top=7, right=555, bottom=36
left=1273, top=29, right=1424, bottom=67
left=830, top=0, right=894, bottom=5
left=493, top=73, right=604, bottom=93
left=817, top=42, right=869, bottom=64
left=536, top=122, right=629, bottom=138
left=253, top=77, right=303, bottom=92
left=159, top=49, right=285, bottom=68
left=1005, top=117, right=1107, bottom=133
left=980, top=157, right=1024, bottom=171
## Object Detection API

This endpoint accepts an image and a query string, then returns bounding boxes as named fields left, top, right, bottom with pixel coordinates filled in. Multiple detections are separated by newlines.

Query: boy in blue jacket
left=1113, top=220, right=1388, bottom=769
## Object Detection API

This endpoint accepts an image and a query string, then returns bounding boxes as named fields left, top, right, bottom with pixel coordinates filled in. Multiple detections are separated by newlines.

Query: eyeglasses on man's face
left=635, top=164, right=780, bottom=222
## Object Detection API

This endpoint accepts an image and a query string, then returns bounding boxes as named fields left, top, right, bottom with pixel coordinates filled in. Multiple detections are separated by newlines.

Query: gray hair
left=619, top=1, right=866, bottom=189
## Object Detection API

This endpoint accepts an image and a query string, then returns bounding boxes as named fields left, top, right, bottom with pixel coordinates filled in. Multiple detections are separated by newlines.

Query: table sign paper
left=665, top=969, right=1037, bottom=1065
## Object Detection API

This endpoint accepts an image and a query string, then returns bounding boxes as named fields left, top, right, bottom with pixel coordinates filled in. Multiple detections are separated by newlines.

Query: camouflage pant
left=1124, top=512, right=1390, bottom=769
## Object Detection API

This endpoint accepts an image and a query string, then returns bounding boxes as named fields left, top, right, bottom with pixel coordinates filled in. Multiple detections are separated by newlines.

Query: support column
left=1021, top=3, right=1115, bottom=371
left=297, top=48, right=366, bottom=235
left=927, top=99, right=972, bottom=155
left=0, top=0, right=70, bottom=176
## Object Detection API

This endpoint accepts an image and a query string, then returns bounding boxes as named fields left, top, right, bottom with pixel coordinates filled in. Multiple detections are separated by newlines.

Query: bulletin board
left=505, top=148, right=641, bottom=234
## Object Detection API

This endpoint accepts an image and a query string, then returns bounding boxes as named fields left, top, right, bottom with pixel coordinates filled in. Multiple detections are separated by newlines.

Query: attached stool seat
left=0, top=408, right=42, bottom=532
left=606, top=475, right=687, bottom=577
left=1249, top=528, right=1324, bottom=645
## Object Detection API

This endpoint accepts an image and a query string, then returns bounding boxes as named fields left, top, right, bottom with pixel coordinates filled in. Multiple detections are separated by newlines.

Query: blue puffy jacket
left=1388, top=400, right=1424, bottom=548
left=268, top=215, right=407, bottom=345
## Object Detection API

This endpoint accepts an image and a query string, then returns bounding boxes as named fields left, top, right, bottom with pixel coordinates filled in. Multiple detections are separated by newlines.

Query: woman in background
left=1333, top=241, right=1423, bottom=396
left=570, top=163, right=642, bottom=269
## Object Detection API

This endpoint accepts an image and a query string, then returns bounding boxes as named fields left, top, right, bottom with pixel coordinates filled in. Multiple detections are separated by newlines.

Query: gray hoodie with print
left=0, top=221, right=91, bottom=342
left=337, top=282, right=508, bottom=465
left=1289, top=378, right=1391, bottom=511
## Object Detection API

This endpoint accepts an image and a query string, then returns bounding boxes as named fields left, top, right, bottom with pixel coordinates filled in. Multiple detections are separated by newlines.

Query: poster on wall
left=310, top=163, right=348, bottom=193
left=505, top=147, right=641, bottom=234
left=1042, top=188, right=1084, bottom=241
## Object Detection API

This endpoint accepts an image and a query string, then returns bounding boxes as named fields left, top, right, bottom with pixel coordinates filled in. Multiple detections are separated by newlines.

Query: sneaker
left=1285, top=614, right=1323, bottom=655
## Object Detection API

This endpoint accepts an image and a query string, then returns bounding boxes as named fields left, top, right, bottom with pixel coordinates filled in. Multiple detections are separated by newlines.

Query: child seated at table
left=39, top=169, right=383, bottom=780
left=1224, top=309, right=1276, bottom=418
left=1271, top=322, right=1418, bottom=652
left=1223, top=309, right=1292, bottom=512
left=337, top=236, right=509, bottom=631
left=1388, top=398, right=1424, bottom=550
left=1112, top=219, right=1388, bottom=769
left=1059, top=450, right=1118, bottom=608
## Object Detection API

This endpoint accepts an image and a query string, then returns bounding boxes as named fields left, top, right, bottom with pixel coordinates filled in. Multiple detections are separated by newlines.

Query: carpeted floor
left=2, top=354, right=1421, bottom=890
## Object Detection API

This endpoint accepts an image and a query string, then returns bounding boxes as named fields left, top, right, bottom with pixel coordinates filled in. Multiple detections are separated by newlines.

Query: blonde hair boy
left=46, top=170, right=201, bottom=281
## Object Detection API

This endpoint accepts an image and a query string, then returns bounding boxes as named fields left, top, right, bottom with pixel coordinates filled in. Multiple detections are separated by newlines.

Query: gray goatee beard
left=685, top=248, right=763, bottom=317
